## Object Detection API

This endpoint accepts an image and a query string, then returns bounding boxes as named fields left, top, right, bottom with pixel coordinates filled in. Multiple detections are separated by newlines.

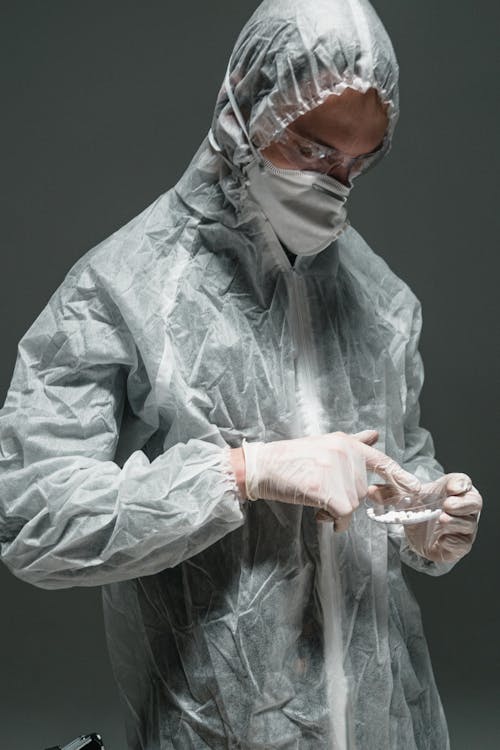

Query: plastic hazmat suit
left=0, top=1, right=460, bottom=748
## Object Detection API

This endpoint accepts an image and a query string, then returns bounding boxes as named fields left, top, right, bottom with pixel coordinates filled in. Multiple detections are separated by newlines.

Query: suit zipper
left=284, top=268, right=353, bottom=750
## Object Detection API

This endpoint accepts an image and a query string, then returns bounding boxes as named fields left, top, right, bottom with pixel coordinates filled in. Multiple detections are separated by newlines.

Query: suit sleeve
left=387, top=300, right=458, bottom=577
left=0, top=267, right=245, bottom=589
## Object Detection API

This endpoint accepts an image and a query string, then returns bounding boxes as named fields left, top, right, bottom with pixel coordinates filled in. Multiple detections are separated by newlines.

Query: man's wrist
left=230, top=447, right=247, bottom=500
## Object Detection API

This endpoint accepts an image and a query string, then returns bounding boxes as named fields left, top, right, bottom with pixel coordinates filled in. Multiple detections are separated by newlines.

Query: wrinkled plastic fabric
left=0, top=1, right=456, bottom=748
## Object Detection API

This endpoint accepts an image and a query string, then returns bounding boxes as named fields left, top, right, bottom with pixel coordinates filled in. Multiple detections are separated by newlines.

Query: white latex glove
left=241, top=430, right=421, bottom=532
left=367, top=472, right=482, bottom=563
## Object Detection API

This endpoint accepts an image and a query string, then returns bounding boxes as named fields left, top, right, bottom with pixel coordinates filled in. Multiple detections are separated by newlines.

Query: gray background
left=1, top=1, right=498, bottom=748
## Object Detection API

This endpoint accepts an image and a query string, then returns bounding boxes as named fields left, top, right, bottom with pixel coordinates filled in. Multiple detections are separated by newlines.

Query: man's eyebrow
left=290, top=124, right=337, bottom=149
left=290, top=124, right=386, bottom=156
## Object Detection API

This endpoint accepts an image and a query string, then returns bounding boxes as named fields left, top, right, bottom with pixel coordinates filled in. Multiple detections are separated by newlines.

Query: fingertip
left=334, top=520, right=350, bottom=533
left=366, top=483, right=396, bottom=504
left=315, top=511, right=334, bottom=523
left=446, top=472, right=472, bottom=494
left=353, top=429, right=379, bottom=446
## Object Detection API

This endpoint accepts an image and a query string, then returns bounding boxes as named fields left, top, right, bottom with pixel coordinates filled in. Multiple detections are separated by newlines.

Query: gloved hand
left=367, top=473, right=482, bottom=563
left=241, top=430, right=421, bottom=532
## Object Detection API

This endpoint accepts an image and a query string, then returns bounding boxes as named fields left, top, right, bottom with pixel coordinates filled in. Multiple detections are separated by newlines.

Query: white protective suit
left=0, top=1, right=458, bottom=748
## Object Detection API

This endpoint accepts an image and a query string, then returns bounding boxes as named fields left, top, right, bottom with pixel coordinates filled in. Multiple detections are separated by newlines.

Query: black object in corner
left=43, top=733, right=104, bottom=750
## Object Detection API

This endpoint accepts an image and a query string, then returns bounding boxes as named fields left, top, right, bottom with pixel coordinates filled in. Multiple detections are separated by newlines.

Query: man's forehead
left=294, top=89, right=388, bottom=128
left=286, top=88, right=389, bottom=149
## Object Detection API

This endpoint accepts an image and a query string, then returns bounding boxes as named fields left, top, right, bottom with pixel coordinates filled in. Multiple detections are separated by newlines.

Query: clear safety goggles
left=267, top=125, right=388, bottom=179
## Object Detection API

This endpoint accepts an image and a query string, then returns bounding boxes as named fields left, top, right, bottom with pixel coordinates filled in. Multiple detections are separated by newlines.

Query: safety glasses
left=269, top=125, right=387, bottom=179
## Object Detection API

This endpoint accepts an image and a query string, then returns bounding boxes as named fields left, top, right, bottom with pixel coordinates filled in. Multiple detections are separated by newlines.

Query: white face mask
left=243, top=156, right=351, bottom=256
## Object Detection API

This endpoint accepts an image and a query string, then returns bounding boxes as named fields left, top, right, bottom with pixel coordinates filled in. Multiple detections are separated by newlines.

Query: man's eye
left=298, top=144, right=316, bottom=158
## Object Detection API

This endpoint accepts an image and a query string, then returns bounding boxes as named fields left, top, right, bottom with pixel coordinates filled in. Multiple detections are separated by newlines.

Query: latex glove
left=368, top=472, right=482, bottom=563
left=241, top=430, right=421, bottom=532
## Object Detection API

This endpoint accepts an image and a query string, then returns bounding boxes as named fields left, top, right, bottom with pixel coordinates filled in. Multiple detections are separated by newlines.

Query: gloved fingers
left=321, top=493, right=356, bottom=519
left=333, top=514, right=352, bottom=532
left=432, top=546, right=461, bottom=563
left=301, top=485, right=353, bottom=518
left=438, top=511, right=478, bottom=535
left=358, top=443, right=421, bottom=494
left=316, top=509, right=335, bottom=523
left=444, top=472, right=473, bottom=496
left=365, top=482, right=400, bottom=504
left=351, top=429, right=379, bottom=446
left=441, top=488, right=482, bottom=517
left=439, top=532, right=474, bottom=552
left=315, top=509, right=352, bottom=532
left=326, top=451, right=361, bottom=514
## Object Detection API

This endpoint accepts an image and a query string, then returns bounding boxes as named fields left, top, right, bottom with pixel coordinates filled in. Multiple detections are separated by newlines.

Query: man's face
left=261, top=87, right=389, bottom=185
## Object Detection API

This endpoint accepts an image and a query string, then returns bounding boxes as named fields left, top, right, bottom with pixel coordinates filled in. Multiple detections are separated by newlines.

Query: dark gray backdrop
left=1, top=2, right=498, bottom=748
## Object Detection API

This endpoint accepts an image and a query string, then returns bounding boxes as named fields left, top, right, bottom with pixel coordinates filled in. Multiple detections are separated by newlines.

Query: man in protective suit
left=0, top=1, right=482, bottom=748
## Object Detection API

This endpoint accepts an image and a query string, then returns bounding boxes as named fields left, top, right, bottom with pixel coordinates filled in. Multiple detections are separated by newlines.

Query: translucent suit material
left=0, top=1, right=457, bottom=748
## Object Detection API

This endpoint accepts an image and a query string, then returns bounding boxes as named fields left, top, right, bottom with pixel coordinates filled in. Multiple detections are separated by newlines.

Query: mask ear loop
left=208, top=67, right=267, bottom=192
left=207, top=127, right=235, bottom=174
left=209, top=67, right=264, bottom=172
left=224, top=68, right=262, bottom=164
